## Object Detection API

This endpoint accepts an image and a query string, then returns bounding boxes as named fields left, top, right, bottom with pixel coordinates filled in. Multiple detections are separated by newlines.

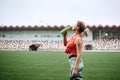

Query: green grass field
left=0, top=51, right=120, bottom=80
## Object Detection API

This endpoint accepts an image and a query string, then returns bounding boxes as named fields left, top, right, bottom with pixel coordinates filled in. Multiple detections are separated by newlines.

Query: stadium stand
left=0, top=25, right=120, bottom=51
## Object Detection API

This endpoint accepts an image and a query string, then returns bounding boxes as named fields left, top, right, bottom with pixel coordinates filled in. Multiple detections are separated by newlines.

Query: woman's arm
left=72, top=37, right=82, bottom=76
left=63, top=32, right=68, bottom=46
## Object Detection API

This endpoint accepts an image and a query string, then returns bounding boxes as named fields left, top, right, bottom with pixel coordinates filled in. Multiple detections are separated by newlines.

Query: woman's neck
left=74, top=31, right=81, bottom=36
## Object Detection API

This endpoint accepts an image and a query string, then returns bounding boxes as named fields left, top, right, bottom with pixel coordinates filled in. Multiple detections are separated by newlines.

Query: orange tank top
left=65, top=34, right=82, bottom=55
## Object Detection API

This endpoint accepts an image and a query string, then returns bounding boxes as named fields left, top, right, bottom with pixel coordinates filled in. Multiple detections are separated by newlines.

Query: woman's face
left=72, top=23, right=79, bottom=31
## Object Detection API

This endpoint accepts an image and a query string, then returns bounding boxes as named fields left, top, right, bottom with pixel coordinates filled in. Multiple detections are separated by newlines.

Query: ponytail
left=76, top=21, right=89, bottom=37
left=84, top=28, right=89, bottom=37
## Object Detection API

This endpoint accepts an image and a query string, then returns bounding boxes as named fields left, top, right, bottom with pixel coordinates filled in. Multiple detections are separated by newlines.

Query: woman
left=63, top=21, right=89, bottom=80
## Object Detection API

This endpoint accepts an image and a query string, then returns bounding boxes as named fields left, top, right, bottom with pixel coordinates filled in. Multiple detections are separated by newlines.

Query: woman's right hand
left=64, top=32, right=67, bottom=36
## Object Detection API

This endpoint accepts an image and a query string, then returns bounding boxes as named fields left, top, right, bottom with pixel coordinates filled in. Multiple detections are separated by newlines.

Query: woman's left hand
left=72, top=68, right=77, bottom=76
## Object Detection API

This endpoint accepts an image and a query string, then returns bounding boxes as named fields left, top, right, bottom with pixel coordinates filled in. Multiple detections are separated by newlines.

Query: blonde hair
left=84, top=28, right=89, bottom=37
left=76, top=21, right=89, bottom=37
left=77, top=21, right=86, bottom=33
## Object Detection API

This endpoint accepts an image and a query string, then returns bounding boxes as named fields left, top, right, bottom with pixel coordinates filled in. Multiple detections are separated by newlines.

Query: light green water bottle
left=60, top=26, right=72, bottom=35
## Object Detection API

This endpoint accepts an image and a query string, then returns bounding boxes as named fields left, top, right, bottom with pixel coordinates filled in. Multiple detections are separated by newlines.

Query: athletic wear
left=64, top=34, right=83, bottom=80
left=65, top=34, right=82, bottom=55
left=69, top=57, right=83, bottom=80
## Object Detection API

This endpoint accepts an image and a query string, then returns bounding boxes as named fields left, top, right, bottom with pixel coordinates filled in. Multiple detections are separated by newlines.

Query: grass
left=0, top=51, right=120, bottom=80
